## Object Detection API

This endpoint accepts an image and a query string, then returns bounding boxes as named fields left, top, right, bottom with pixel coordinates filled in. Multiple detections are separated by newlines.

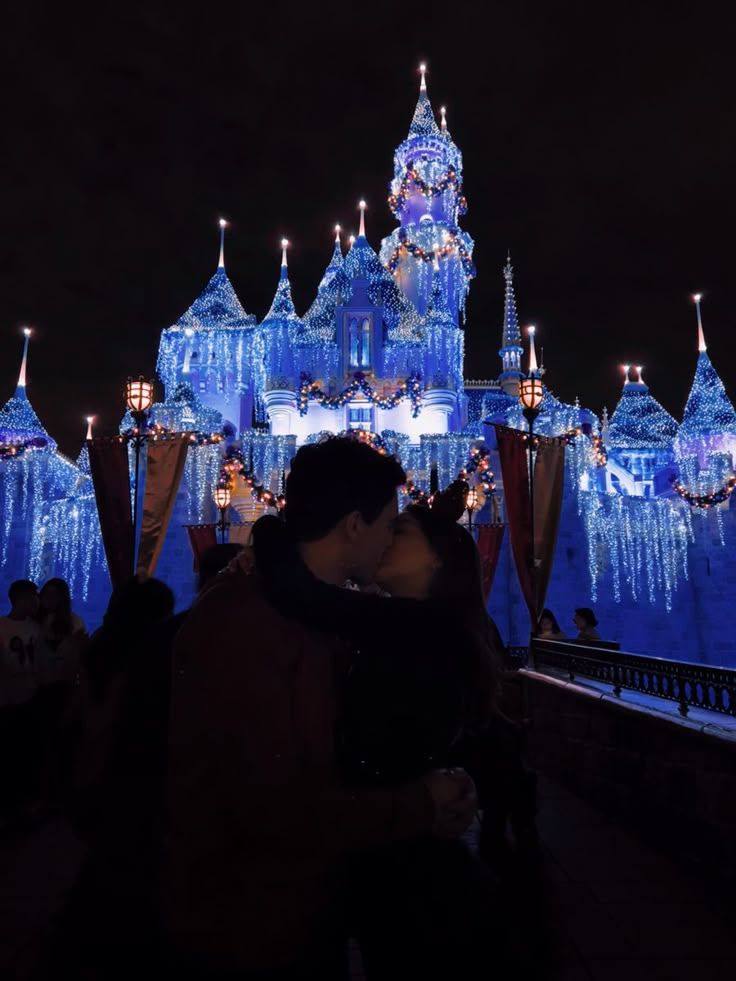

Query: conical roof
left=500, top=255, right=522, bottom=350
left=609, top=380, right=678, bottom=449
left=0, top=389, right=56, bottom=448
left=173, top=267, right=256, bottom=332
left=678, top=351, right=736, bottom=437
left=261, top=265, right=300, bottom=329
left=408, top=87, right=441, bottom=139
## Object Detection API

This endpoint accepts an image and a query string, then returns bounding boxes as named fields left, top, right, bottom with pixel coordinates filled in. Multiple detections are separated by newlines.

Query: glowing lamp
left=213, top=487, right=232, bottom=510
left=219, top=218, right=227, bottom=228
left=519, top=376, right=544, bottom=411
left=126, top=377, right=154, bottom=414
left=22, top=326, right=32, bottom=337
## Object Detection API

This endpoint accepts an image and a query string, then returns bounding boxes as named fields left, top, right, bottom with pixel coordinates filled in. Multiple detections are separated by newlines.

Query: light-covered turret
left=606, top=365, right=678, bottom=495
left=155, top=219, right=257, bottom=434
left=0, top=328, right=56, bottom=449
left=380, top=65, right=475, bottom=322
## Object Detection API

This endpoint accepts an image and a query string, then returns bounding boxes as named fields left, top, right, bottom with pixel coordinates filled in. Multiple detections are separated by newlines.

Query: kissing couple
left=166, top=435, right=525, bottom=980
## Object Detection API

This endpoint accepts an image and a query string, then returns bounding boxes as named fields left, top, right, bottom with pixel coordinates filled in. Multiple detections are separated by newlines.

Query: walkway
left=1, top=775, right=734, bottom=979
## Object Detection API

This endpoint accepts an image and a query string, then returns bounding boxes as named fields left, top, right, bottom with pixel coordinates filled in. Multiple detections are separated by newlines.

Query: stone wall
left=520, top=670, right=736, bottom=882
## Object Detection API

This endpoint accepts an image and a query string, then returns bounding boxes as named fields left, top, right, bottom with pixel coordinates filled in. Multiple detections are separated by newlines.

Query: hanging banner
left=136, top=436, right=190, bottom=578
left=477, top=524, right=506, bottom=601
left=87, top=437, right=134, bottom=589
left=532, top=439, right=566, bottom=620
left=184, top=524, right=218, bottom=571
left=494, top=425, right=566, bottom=628
left=494, top=425, right=534, bottom=620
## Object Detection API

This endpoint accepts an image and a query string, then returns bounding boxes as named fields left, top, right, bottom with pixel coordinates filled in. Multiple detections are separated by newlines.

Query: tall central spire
left=408, top=62, right=441, bottom=138
left=218, top=218, right=227, bottom=269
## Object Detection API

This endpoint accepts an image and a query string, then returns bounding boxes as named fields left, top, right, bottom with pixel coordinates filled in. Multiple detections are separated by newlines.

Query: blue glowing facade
left=1, top=70, right=735, bottom=665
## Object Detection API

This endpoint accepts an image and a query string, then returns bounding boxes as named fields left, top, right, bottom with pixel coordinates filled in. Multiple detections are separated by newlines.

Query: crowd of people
left=2, top=436, right=549, bottom=980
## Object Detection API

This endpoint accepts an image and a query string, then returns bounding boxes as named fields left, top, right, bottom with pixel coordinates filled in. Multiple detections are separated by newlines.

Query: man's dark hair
left=284, top=437, right=406, bottom=542
left=8, top=579, right=38, bottom=603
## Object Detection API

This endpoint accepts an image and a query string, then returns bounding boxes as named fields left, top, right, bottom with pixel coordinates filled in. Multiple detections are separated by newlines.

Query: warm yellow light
left=213, top=487, right=231, bottom=509
left=125, top=377, right=154, bottom=413
left=519, top=376, right=544, bottom=411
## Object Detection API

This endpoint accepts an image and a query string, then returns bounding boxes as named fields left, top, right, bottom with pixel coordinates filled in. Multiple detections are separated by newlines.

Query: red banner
left=494, top=426, right=534, bottom=620
left=185, top=524, right=218, bottom=570
left=494, top=425, right=565, bottom=628
left=87, top=437, right=134, bottom=589
left=136, top=437, right=190, bottom=578
left=477, top=524, right=505, bottom=600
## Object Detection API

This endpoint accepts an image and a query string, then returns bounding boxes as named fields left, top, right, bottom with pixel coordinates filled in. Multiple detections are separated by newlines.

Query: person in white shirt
left=0, top=579, right=41, bottom=708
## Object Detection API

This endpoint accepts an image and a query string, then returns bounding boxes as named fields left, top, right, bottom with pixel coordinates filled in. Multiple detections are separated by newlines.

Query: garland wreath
left=403, top=445, right=497, bottom=508
left=386, top=227, right=475, bottom=278
left=0, top=436, right=48, bottom=460
left=299, top=371, right=423, bottom=419
left=671, top=475, right=736, bottom=509
left=388, top=163, right=468, bottom=219
left=217, top=444, right=286, bottom=511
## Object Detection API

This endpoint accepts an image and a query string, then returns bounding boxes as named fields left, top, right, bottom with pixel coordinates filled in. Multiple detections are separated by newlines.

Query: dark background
left=0, top=2, right=733, bottom=457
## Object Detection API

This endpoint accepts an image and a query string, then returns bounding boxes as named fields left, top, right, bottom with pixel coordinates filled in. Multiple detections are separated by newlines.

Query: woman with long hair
left=340, top=482, right=533, bottom=978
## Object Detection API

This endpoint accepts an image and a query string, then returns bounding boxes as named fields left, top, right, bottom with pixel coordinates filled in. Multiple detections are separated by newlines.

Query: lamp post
left=213, top=486, right=232, bottom=543
left=125, top=376, right=154, bottom=567
left=519, top=327, right=545, bottom=651
left=465, top=486, right=481, bottom=533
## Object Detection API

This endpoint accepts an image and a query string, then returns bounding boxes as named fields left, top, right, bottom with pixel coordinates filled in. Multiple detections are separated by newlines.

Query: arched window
left=347, top=315, right=372, bottom=370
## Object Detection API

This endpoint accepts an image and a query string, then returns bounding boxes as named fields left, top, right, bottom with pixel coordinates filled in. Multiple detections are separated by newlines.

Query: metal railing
left=520, top=638, right=736, bottom=719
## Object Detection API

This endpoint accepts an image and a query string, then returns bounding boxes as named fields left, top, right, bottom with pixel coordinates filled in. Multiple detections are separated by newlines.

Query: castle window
left=347, top=315, right=372, bottom=370
left=347, top=405, right=373, bottom=431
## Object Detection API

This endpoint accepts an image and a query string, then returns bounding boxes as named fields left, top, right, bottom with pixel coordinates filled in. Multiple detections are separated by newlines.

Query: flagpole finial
left=440, top=106, right=447, bottom=132
left=218, top=218, right=227, bottom=268
left=419, top=63, right=427, bottom=92
left=622, top=364, right=631, bottom=385
left=636, top=365, right=644, bottom=383
left=358, top=200, right=366, bottom=238
left=348, top=234, right=356, bottom=247
left=281, top=238, right=289, bottom=267
left=693, top=292, right=707, bottom=352
left=334, top=224, right=341, bottom=243
left=85, top=416, right=95, bottom=440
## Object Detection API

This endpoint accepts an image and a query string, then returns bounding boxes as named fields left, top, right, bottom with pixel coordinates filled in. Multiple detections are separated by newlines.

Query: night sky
left=1, top=3, right=734, bottom=457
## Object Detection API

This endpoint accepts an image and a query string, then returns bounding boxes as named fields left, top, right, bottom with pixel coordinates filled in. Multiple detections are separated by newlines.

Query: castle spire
left=218, top=218, right=227, bottom=269
left=85, top=415, right=95, bottom=440
left=693, top=293, right=707, bottom=352
left=280, top=237, right=289, bottom=270
left=498, top=254, right=524, bottom=395
left=408, top=61, right=440, bottom=138
left=358, top=200, right=367, bottom=239
left=16, top=327, right=31, bottom=393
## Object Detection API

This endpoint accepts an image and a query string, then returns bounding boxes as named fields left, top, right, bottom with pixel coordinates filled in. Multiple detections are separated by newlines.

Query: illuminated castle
left=1, top=67, right=734, bottom=664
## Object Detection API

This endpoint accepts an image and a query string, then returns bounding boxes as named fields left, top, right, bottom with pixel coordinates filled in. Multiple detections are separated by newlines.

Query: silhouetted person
left=0, top=579, right=41, bottom=814
left=574, top=607, right=601, bottom=642
left=537, top=608, right=567, bottom=640
left=54, top=576, right=175, bottom=980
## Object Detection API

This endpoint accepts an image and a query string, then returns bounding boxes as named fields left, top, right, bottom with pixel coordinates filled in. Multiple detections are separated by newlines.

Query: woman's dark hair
left=405, top=503, right=499, bottom=725
left=284, top=437, right=406, bottom=542
left=85, top=577, right=175, bottom=701
left=538, top=608, right=561, bottom=634
left=575, top=607, right=598, bottom=628
left=40, top=577, right=74, bottom=638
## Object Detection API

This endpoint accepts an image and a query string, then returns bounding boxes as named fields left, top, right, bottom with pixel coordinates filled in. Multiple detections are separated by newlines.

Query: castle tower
left=674, top=295, right=736, bottom=469
left=380, top=65, right=475, bottom=324
left=498, top=254, right=524, bottom=396
left=0, top=329, right=56, bottom=449
left=155, top=220, right=256, bottom=435
left=607, top=365, right=678, bottom=495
